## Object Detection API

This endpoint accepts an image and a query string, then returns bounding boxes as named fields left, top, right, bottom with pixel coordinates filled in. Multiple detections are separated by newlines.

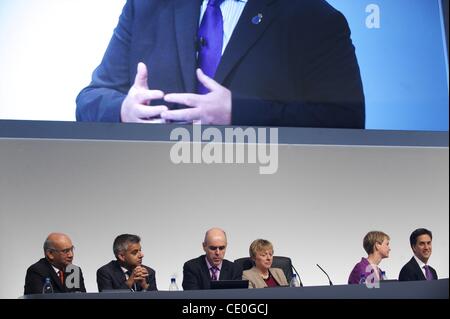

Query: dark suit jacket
left=76, top=0, right=365, bottom=128
left=96, top=260, right=157, bottom=292
left=182, top=255, right=242, bottom=290
left=398, top=257, right=438, bottom=281
left=24, top=258, right=86, bottom=295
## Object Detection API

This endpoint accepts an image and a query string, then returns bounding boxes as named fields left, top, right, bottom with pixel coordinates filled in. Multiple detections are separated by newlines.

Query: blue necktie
left=197, top=0, right=224, bottom=94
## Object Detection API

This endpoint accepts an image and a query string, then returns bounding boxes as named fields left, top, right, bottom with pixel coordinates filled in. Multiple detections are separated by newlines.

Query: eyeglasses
left=50, top=246, right=75, bottom=254
left=208, top=246, right=226, bottom=251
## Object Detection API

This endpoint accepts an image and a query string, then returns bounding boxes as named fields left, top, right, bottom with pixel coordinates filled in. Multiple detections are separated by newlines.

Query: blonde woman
left=243, top=239, right=288, bottom=288
left=348, top=231, right=391, bottom=284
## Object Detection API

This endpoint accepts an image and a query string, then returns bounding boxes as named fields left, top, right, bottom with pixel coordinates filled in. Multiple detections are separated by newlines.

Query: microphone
left=316, top=264, right=333, bottom=286
left=291, top=264, right=304, bottom=287
left=195, top=36, right=207, bottom=51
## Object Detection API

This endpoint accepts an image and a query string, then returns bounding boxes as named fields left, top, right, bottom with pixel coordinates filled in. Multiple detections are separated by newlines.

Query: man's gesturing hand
left=121, top=62, right=168, bottom=123
left=161, top=69, right=232, bottom=125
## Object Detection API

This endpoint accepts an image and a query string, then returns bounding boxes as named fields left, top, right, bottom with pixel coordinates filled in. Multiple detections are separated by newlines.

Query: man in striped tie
left=182, top=228, right=242, bottom=290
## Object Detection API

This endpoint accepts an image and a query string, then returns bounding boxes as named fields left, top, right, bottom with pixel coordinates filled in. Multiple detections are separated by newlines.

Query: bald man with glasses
left=24, top=233, right=86, bottom=295
left=182, top=228, right=242, bottom=290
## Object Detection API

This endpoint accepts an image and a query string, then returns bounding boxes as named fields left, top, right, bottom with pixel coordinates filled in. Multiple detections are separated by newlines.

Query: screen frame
left=0, top=120, right=448, bottom=147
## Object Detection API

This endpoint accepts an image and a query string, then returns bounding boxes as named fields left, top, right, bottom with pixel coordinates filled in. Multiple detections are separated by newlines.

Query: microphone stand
left=291, top=264, right=304, bottom=287
left=316, top=264, right=333, bottom=286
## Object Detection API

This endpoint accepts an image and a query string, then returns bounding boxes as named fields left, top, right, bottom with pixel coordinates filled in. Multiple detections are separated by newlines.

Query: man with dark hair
left=76, top=0, right=365, bottom=128
left=398, top=228, right=438, bottom=281
left=182, top=227, right=242, bottom=290
left=97, top=234, right=157, bottom=291
left=24, top=233, right=86, bottom=295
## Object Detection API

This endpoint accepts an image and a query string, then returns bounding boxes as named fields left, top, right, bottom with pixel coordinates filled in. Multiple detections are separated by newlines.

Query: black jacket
left=182, top=255, right=242, bottom=290
left=97, top=260, right=157, bottom=292
left=24, top=258, right=86, bottom=295
left=398, top=257, right=438, bottom=281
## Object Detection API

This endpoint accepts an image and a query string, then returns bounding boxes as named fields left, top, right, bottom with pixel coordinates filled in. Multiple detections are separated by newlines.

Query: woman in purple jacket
left=348, top=231, right=391, bottom=284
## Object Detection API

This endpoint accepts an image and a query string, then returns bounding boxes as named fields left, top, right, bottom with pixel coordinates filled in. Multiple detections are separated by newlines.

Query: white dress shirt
left=200, top=0, right=248, bottom=54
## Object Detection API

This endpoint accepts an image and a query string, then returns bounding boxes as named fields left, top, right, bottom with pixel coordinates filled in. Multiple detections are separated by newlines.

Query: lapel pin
left=252, top=13, right=263, bottom=25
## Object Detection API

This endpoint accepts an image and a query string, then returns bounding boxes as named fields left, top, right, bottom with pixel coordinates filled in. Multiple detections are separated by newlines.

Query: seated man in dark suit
left=182, top=227, right=242, bottom=290
left=24, top=233, right=86, bottom=294
left=97, top=234, right=157, bottom=292
left=399, top=228, right=438, bottom=281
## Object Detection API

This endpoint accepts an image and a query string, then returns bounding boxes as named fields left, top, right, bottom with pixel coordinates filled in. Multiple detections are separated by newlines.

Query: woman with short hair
left=348, top=231, right=391, bottom=284
left=242, top=239, right=289, bottom=288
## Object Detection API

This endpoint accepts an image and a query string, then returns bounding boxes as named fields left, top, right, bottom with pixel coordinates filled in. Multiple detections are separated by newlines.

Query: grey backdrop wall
left=0, top=139, right=448, bottom=298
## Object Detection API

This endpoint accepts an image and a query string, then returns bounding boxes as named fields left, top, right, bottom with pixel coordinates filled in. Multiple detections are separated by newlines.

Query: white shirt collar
left=51, top=265, right=61, bottom=274
left=413, top=255, right=427, bottom=268
left=205, top=257, right=222, bottom=271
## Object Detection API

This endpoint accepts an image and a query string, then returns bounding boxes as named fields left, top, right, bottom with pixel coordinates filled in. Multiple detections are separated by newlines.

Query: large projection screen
left=0, top=0, right=448, bottom=131
left=0, top=137, right=448, bottom=298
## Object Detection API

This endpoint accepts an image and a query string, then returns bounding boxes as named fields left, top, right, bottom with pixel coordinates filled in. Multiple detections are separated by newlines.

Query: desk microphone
left=316, top=264, right=333, bottom=286
left=195, top=36, right=207, bottom=50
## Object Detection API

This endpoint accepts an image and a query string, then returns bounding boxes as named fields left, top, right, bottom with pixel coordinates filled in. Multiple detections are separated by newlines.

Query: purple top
left=348, top=258, right=383, bottom=284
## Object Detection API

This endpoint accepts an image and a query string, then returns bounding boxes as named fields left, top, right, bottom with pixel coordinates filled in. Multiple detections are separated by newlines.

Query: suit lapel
left=200, top=256, right=213, bottom=286
left=219, top=262, right=228, bottom=280
left=431, top=266, right=437, bottom=280
left=250, top=267, right=265, bottom=287
left=112, top=261, right=128, bottom=289
left=215, top=0, right=279, bottom=84
left=45, top=260, right=64, bottom=291
left=174, top=0, right=202, bottom=92
left=52, top=271, right=64, bottom=292
left=271, top=268, right=285, bottom=285
left=411, top=257, right=427, bottom=280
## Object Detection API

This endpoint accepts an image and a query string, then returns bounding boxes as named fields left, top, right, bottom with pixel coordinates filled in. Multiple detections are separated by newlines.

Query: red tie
left=58, top=270, right=64, bottom=285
